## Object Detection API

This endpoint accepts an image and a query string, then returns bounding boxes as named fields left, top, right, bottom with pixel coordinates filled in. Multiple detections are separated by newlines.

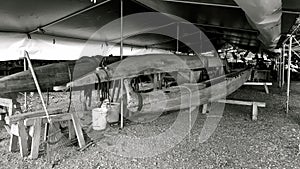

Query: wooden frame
left=203, top=99, right=266, bottom=121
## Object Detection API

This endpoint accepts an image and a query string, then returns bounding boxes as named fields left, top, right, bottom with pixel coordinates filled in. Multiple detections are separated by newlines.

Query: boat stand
left=243, top=82, right=272, bottom=94
left=202, top=99, right=266, bottom=121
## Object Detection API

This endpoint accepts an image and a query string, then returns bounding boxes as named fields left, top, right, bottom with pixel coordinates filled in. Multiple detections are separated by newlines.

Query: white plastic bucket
left=92, top=107, right=107, bottom=130
left=107, top=102, right=120, bottom=123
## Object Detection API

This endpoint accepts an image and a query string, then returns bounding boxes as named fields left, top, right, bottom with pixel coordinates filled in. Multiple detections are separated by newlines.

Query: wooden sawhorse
left=244, top=82, right=272, bottom=94
left=202, top=99, right=266, bottom=121
left=5, top=108, right=86, bottom=159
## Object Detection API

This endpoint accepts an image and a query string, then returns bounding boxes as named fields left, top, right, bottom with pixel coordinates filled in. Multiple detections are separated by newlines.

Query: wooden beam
left=243, top=82, right=272, bottom=86
left=216, top=99, right=265, bottom=121
left=24, top=113, right=71, bottom=126
left=29, top=118, right=42, bottom=159
left=5, top=108, right=62, bottom=125
left=0, top=98, right=13, bottom=116
left=216, top=99, right=266, bottom=107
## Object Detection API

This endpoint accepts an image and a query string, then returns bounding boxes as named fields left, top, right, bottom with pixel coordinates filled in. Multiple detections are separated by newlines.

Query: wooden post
left=202, top=104, right=208, bottom=114
left=264, top=84, right=269, bottom=94
left=153, top=74, right=158, bottom=90
left=252, top=103, right=258, bottom=121
left=68, top=120, right=76, bottom=140
left=18, top=120, right=28, bottom=157
left=29, top=118, right=42, bottom=159
left=9, top=134, right=18, bottom=152
left=158, top=73, right=162, bottom=89
left=70, top=112, right=85, bottom=148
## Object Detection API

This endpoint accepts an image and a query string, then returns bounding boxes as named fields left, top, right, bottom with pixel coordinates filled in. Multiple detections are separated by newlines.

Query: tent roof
left=0, top=0, right=299, bottom=55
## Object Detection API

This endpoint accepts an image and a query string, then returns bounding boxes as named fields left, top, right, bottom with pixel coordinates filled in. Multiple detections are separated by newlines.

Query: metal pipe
left=163, top=0, right=300, bottom=15
left=23, top=58, right=27, bottom=110
left=120, top=0, right=124, bottom=129
left=163, top=0, right=240, bottom=9
left=282, top=44, right=286, bottom=87
left=286, top=36, right=293, bottom=114
left=24, top=51, right=51, bottom=123
left=176, top=22, right=179, bottom=53
left=28, top=0, right=111, bottom=34
left=279, top=47, right=282, bottom=87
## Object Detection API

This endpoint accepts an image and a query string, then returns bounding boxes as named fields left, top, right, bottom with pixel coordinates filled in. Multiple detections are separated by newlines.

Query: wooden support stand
left=5, top=108, right=86, bottom=159
left=0, top=98, right=13, bottom=120
left=203, top=99, right=266, bottom=121
left=243, top=82, right=272, bottom=94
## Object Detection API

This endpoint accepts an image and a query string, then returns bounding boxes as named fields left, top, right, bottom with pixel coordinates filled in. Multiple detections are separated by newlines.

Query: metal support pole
left=282, top=44, right=286, bottom=87
left=120, top=0, right=124, bottom=129
left=286, top=36, right=293, bottom=114
left=28, top=0, right=111, bottom=34
left=23, top=58, right=27, bottom=110
left=24, top=51, right=51, bottom=123
left=278, top=50, right=282, bottom=87
left=176, top=23, right=179, bottom=53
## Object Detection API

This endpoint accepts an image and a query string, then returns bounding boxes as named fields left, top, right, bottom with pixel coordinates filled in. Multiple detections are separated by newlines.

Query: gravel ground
left=0, top=82, right=300, bottom=169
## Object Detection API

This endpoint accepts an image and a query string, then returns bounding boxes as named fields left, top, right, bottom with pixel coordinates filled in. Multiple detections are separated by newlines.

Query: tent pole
left=278, top=48, right=282, bottom=87
left=282, top=44, right=285, bottom=87
left=120, top=0, right=124, bottom=129
left=286, top=35, right=293, bottom=114
left=23, top=58, right=27, bottom=110
left=28, top=0, right=111, bottom=34
left=176, top=23, right=179, bottom=53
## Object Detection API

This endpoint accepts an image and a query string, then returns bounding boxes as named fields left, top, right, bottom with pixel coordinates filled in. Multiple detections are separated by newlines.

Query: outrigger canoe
left=0, top=54, right=222, bottom=94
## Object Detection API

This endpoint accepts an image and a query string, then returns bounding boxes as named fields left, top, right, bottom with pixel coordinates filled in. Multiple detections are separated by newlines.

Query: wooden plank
left=18, top=120, right=28, bottom=157
left=68, top=120, right=76, bottom=140
left=29, top=118, right=42, bottom=159
left=5, top=108, right=62, bottom=125
left=202, top=104, right=208, bottom=114
left=9, top=134, right=18, bottom=152
left=70, top=112, right=85, bottom=148
left=24, top=114, right=71, bottom=126
left=252, top=103, right=258, bottom=121
left=217, top=99, right=266, bottom=107
left=0, top=98, right=13, bottom=116
left=264, top=84, right=269, bottom=94
left=243, top=82, right=272, bottom=86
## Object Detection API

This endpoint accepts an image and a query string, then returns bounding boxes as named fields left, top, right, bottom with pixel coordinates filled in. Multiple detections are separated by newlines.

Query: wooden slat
left=70, top=112, right=85, bottom=148
left=5, top=108, right=63, bottom=125
left=29, top=118, right=42, bottom=159
left=217, top=99, right=266, bottom=107
left=244, top=82, right=272, bottom=86
left=0, top=98, right=13, bottom=116
left=24, top=113, right=71, bottom=126
left=18, top=120, right=28, bottom=157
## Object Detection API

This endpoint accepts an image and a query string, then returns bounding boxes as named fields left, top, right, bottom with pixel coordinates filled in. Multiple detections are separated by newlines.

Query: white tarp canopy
left=0, top=32, right=171, bottom=61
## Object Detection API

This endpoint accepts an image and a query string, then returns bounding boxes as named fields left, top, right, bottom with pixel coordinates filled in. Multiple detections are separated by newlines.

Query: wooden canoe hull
left=124, top=68, right=251, bottom=121
left=0, top=54, right=222, bottom=94
left=68, top=54, right=223, bottom=88
left=0, top=56, right=119, bottom=94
